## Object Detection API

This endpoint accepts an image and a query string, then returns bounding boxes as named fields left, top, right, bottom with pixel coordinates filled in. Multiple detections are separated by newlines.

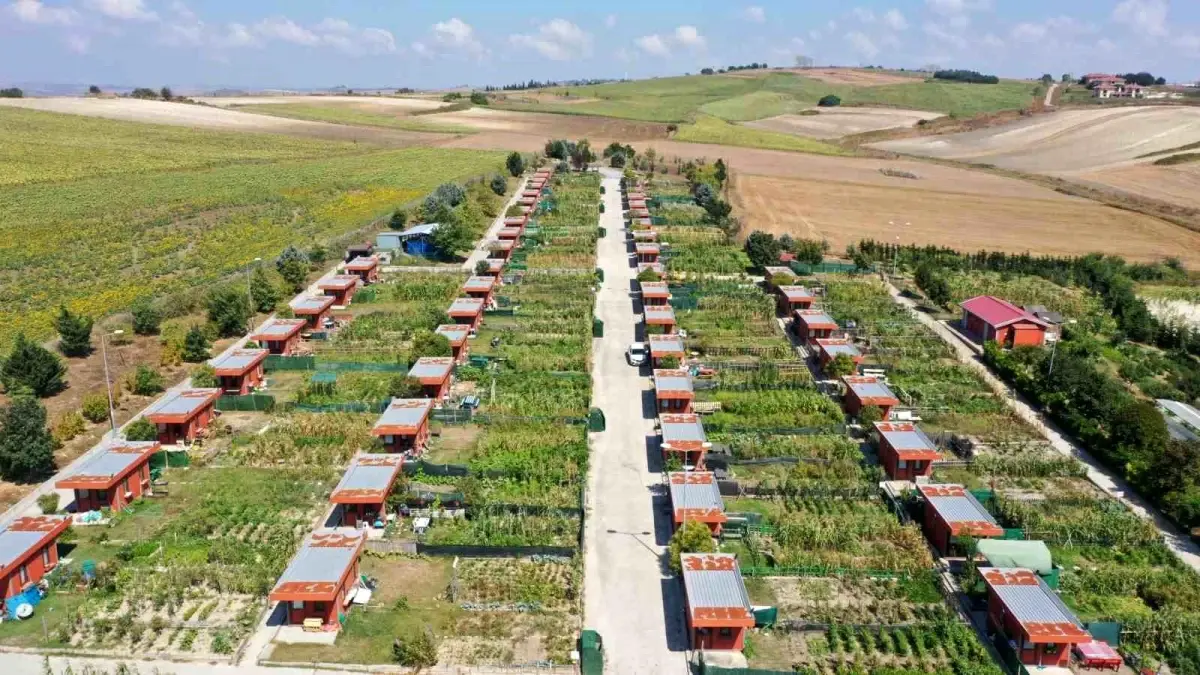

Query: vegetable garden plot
left=224, top=412, right=376, bottom=466
left=667, top=240, right=751, bottom=275
left=748, top=573, right=948, bottom=626
left=699, top=388, right=844, bottom=432
left=454, top=558, right=580, bottom=612
left=674, top=281, right=796, bottom=356
left=423, top=511, right=580, bottom=548
left=713, top=433, right=862, bottom=461
left=487, top=372, right=591, bottom=417
left=727, top=456, right=882, bottom=492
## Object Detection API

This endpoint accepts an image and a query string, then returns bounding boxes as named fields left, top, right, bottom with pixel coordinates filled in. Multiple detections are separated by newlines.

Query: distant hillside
left=493, top=69, right=1039, bottom=123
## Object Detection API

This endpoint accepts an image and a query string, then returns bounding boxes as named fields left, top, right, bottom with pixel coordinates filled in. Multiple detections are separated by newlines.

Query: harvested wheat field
left=1076, top=162, right=1200, bottom=210
left=195, top=94, right=445, bottom=110
left=745, top=108, right=942, bottom=139
left=0, top=97, right=444, bottom=145
left=736, top=67, right=920, bottom=86
left=732, top=171, right=1200, bottom=265
left=871, top=106, right=1200, bottom=173
left=427, top=107, right=667, bottom=140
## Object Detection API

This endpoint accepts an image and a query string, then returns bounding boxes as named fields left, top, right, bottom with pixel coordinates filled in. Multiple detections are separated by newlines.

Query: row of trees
left=482, top=77, right=616, bottom=92
left=933, top=70, right=1000, bottom=85
left=700, top=63, right=770, bottom=75
left=0, top=87, right=23, bottom=98
left=130, top=87, right=174, bottom=101
left=544, top=139, right=596, bottom=170
left=743, top=231, right=828, bottom=271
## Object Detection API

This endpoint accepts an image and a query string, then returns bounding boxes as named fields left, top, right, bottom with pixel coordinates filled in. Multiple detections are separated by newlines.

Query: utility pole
left=101, top=329, right=124, bottom=437
left=246, top=257, right=263, bottom=327
left=1046, top=336, right=1059, bottom=376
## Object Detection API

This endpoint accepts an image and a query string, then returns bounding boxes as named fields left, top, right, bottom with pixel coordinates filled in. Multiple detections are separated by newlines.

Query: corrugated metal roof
left=0, top=516, right=68, bottom=569
left=985, top=569, right=1084, bottom=634
left=344, top=256, right=378, bottom=271
left=680, top=553, right=752, bottom=612
left=876, top=423, right=936, bottom=451
left=408, top=358, right=453, bottom=381
left=640, top=281, right=670, bottom=296
left=462, top=276, right=495, bottom=292
left=145, top=389, right=220, bottom=418
left=331, top=454, right=404, bottom=499
left=649, top=334, right=684, bottom=355
left=435, top=325, right=470, bottom=343
left=816, top=340, right=860, bottom=359
left=399, top=223, right=439, bottom=238
left=318, top=275, right=359, bottom=290
left=661, top=415, right=707, bottom=444
left=961, top=296, right=1048, bottom=329
left=448, top=297, right=485, bottom=315
left=922, top=485, right=999, bottom=526
left=795, top=310, right=837, bottom=327
left=846, top=377, right=897, bottom=401
left=635, top=243, right=660, bottom=253
left=779, top=286, right=813, bottom=301
left=273, top=530, right=363, bottom=588
left=254, top=318, right=306, bottom=339
left=373, top=398, right=433, bottom=432
left=645, top=306, right=676, bottom=323
left=59, top=441, right=156, bottom=484
left=654, top=370, right=693, bottom=395
left=669, top=473, right=723, bottom=514
left=209, top=349, right=267, bottom=373
left=290, top=295, right=334, bottom=313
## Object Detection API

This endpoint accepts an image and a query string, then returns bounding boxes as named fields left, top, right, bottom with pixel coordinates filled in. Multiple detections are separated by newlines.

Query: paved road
left=584, top=168, right=688, bottom=674
left=462, top=176, right=528, bottom=272
left=885, top=278, right=1200, bottom=573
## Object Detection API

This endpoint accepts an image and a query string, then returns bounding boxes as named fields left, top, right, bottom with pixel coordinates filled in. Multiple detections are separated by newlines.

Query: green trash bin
left=588, top=407, right=606, bottom=432
left=598, top=226, right=606, bottom=238
left=592, top=318, right=604, bottom=337
left=580, top=629, right=604, bottom=675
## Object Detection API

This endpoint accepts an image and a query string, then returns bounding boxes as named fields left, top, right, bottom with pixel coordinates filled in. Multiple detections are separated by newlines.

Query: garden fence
left=286, top=400, right=389, bottom=414
left=216, top=394, right=276, bottom=412
left=415, top=543, right=577, bottom=558
left=789, top=261, right=874, bottom=275
left=149, top=450, right=190, bottom=471
left=264, top=355, right=316, bottom=371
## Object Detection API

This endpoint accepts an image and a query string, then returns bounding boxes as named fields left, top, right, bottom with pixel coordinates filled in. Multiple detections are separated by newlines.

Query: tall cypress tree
left=55, top=305, right=94, bottom=357
left=0, top=396, right=56, bottom=482
left=1, top=334, right=67, bottom=397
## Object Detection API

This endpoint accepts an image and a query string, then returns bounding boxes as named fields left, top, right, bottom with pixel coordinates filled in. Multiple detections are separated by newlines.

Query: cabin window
left=314, top=602, right=326, bottom=612
left=291, top=601, right=304, bottom=610
left=897, top=459, right=908, bottom=469
left=19, top=564, right=29, bottom=584
left=718, top=628, right=733, bottom=638
left=42, top=547, right=51, bottom=566
left=79, top=489, right=90, bottom=498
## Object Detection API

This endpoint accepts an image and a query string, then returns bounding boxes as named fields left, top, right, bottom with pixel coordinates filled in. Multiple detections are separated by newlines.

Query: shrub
left=52, top=412, right=86, bottom=444
left=474, top=260, right=491, bottom=276
left=392, top=629, right=438, bottom=667
left=826, top=353, right=857, bottom=378
left=0, top=397, right=57, bottom=482
left=389, top=209, right=407, bottom=230
left=412, top=332, right=452, bottom=359
left=123, top=417, right=158, bottom=442
left=130, top=298, right=161, bottom=335
left=55, top=305, right=94, bottom=357
left=469, top=91, right=488, bottom=105
left=2, top=334, right=67, bottom=397
left=933, top=69, right=999, bottom=84
left=82, top=392, right=110, bottom=423
left=249, top=267, right=280, bottom=313
left=190, top=364, right=218, bottom=388
left=38, top=492, right=60, bottom=515
left=860, top=405, right=884, bottom=424
left=389, top=375, right=424, bottom=398
left=182, top=325, right=210, bottom=363
left=668, top=521, right=716, bottom=573
left=489, top=174, right=507, bottom=196
left=129, top=365, right=165, bottom=396
left=210, top=632, right=233, bottom=655
left=818, top=94, right=842, bottom=107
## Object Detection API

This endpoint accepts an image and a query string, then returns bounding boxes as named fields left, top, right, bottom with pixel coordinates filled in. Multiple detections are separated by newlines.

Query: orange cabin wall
left=283, top=557, right=360, bottom=628
left=2, top=539, right=61, bottom=602
left=921, top=506, right=954, bottom=556
left=155, top=403, right=215, bottom=445
left=72, top=462, right=152, bottom=513
left=986, top=588, right=1072, bottom=667
left=657, top=397, right=693, bottom=414
left=878, top=444, right=933, bottom=481
left=219, top=365, right=264, bottom=395
left=382, top=421, right=430, bottom=454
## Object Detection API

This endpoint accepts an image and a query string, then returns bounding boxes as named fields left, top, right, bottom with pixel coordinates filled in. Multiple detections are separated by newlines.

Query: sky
left=2, top=0, right=1199, bottom=90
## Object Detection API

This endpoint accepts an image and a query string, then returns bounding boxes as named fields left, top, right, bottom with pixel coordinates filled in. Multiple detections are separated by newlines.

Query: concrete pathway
left=884, top=278, right=1200, bottom=572
left=583, top=168, right=688, bottom=674
left=462, top=176, right=528, bottom=272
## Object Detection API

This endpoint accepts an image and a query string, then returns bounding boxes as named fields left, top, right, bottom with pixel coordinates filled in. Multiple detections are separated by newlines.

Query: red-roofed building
left=408, top=357, right=455, bottom=399
left=680, top=553, right=755, bottom=651
left=144, top=389, right=223, bottom=445
left=669, top=472, right=726, bottom=534
left=435, top=324, right=472, bottom=363
left=447, top=297, right=485, bottom=331
left=918, top=484, right=1004, bottom=555
left=209, top=348, right=268, bottom=395
left=461, top=275, right=497, bottom=303
left=635, top=243, right=661, bottom=264
left=1, top=515, right=70, bottom=603
left=792, top=309, right=839, bottom=342
left=56, top=441, right=160, bottom=512
left=344, top=256, right=380, bottom=285
left=329, top=453, right=405, bottom=527
left=252, top=318, right=307, bottom=355
left=982, top=568, right=1092, bottom=667
left=960, top=296, right=1048, bottom=347
left=654, top=369, right=694, bottom=413
left=318, top=275, right=360, bottom=307
left=874, top=422, right=939, bottom=480
left=372, top=398, right=435, bottom=453
left=775, top=286, right=814, bottom=315
left=269, top=530, right=366, bottom=629
left=814, top=339, right=862, bottom=371
left=640, top=281, right=671, bottom=307
left=842, top=376, right=899, bottom=419
left=290, top=295, right=336, bottom=330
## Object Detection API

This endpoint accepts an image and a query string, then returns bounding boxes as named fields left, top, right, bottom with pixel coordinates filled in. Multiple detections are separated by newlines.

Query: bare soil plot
left=869, top=106, right=1200, bottom=173
left=0, top=97, right=445, bottom=146
left=195, top=95, right=445, bottom=111
left=1076, top=161, right=1200, bottom=210
left=426, top=107, right=667, bottom=140
left=788, top=68, right=924, bottom=86
left=745, top=108, right=943, bottom=139
left=731, top=172, right=1200, bottom=265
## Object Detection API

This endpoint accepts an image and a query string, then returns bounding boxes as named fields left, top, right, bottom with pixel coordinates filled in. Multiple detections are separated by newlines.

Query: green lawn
left=233, top=102, right=475, bottom=134
left=673, top=114, right=851, bottom=155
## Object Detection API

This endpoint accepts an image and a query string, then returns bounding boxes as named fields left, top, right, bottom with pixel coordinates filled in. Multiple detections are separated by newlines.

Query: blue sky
left=2, top=0, right=1198, bottom=89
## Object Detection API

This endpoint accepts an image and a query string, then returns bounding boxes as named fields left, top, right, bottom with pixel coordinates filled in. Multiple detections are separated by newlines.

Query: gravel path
left=885, top=279, right=1200, bottom=572
left=583, top=168, right=689, bottom=674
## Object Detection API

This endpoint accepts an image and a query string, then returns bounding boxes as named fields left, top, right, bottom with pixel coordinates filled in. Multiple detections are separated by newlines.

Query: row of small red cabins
left=262, top=167, right=554, bottom=628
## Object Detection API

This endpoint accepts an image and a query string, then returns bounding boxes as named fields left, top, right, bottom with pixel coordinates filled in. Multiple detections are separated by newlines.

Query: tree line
left=932, top=70, right=1000, bottom=84
left=700, top=62, right=769, bottom=75
left=482, top=77, right=618, bottom=92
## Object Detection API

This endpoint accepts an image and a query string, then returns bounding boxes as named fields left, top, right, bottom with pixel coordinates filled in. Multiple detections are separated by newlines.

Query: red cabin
left=660, top=413, right=710, bottom=468
left=776, top=286, right=814, bottom=315
left=842, top=376, right=899, bottom=419
left=792, top=309, right=839, bottom=342
left=814, top=339, right=862, bottom=370
left=290, top=295, right=336, bottom=330
left=317, top=275, right=360, bottom=307
left=0, top=515, right=70, bottom=605
left=56, top=440, right=160, bottom=513
left=143, top=388, right=222, bottom=445
left=518, top=196, right=537, bottom=208
left=680, top=553, right=755, bottom=651
left=252, top=318, right=307, bottom=355
left=461, top=275, right=497, bottom=303
left=408, top=357, right=454, bottom=400
left=372, top=398, right=435, bottom=453
left=640, top=281, right=671, bottom=307
left=503, top=216, right=528, bottom=229
left=874, top=422, right=939, bottom=481
left=497, top=227, right=522, bottom=241
left=629, top=207, right=651, bottom=220
left=209, top=348, right=268, bottom=395
left=330, top=453, right=405, bottom=527
left=982, top=568, right=1092, bottom=668
left=635, top=243, right=660, bottom=264
left=269, top=530, right=366, bottom=630
left=488, top=239, right=515, bottom=260
left=763, top=267, right=798, bottom=290
left=632, top=229, right=657, bottom=243
left=483, top=258, right=506, bottom=278
left=447, top=297, right=485, bottom=331
left=654, top=369, right=694, bottom=413
left=918, top=484, right=1004, bottom=556
left=960, top=296, right=1049, bottom=348
left=521, top=190, right=540, bottom=199
left=631, top=217, right=654, bottom=230
left=344, top=255, right=380, bottom=285
left=648, top=334, right=685, bottom=368
left=669, top=472, right=726, bottom=534
left=644, top=305, right=677, bottom=334
left=435, top=324, right=472, bottom=363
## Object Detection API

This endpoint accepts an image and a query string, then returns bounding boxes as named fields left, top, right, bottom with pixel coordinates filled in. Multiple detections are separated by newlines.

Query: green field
left=673, top=114, right=851, bottom=155
left=0, top=107, right=504, bottom=347
left=501, top=71, right=1039, bottom=123
left=232, top=102, right=476, bottom=134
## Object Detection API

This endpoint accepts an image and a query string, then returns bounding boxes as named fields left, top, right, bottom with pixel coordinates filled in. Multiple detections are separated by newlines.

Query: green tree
left=430, top=220, right=474, bottom=259
left=474, top=260, right=492, bottom=276
left=818, top=94, right=841, bottom=107
left=190, top=364, right=218, bottom=388
left=0, top=88, right=24, bottom=98
left=609, top=153, right=626, bottom=168
left=915, top=263, right=951, bottom=307
left=744, top=231, right=781, bottom=271
left=412, top=333, right=452, bottom=359
left=123, top=417, right=158, bottom=442
left=826, top=353, right=857, bottom=378
left=88, top=85, right=102, bottom=94
left=160, top=86, right=173, bottom=100
left=392, top=628, right=438, bottom=667
left=2, top=335, right=67, bottom=397
left=792, top=239, right=825, bottom=265
left=129, top=365, right=164, bottom=396
left=388, top=375, right=424, bottom=398
left=1113, top=400, right=1171, bottom=471
left=0, top=397, right=57, bottom=482
left=1061, top=73, right=1072, bottom=83
left=506, top=151, right=525, bottom=177
left=182, top=325, right=211, bottom=363
left=714, top=158, right=727, bottom=187
left=389, top=209, right=408, bottom=231
left=703, top=197, right=732, bottom=221
left=249, top=267, right=280, bottom=313
left=206, top=285, right=251, bottom=338
left=569, top=139, right=596, bottom=170
left=668, top=520, right=717, bottom=573
left=859, top=405, right=884, bottom=425
left=81, top=392, right=111, bottom=423
left=469, top=91, right=488, bottom=105
left=130, top=298, right=161, bottom=335
left=278, top=258, right=308, bottom=292
left=489, top=174, right=507, bottom=196
left=637, top=268, right=662, bottom=282
left=55, top=305, right=94, bottom=357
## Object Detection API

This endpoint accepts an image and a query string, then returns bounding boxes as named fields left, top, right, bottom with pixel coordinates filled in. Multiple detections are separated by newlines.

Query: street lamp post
left=101, top=329, right=124, bottom=437
left=245, top=257, right=263, bottom=327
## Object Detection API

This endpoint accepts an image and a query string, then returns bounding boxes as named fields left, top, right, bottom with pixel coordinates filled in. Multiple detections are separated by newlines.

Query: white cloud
left=158, top=9, right=394, bottom=56
left=635, top=33, right=670, bottom=57
left=947, top=14, right=970, bottom=29
left=808, top=29, right=821, bottom=40
left=411, top=41, right=432, bottom=58
left=431, top=17, right=486, bottom=56
left=845, top=31, right=879, bottom=59
left=674, top=25, right=706, bottom=50
left=605, top=14, right=617, bottom=28
left=923, top=22, right=967, bottom=49
left=1174, top=33, right=1200, bottom=56
left=65, top=33, right=89, bottom=53
left=982, top=33, right=1004, bottom=48
left=853, top=8, right=876, bottom=23
left=1012, top=16, right=1095, bottom=43
left=1112, top=0, right=1167, bottom=38
left=219, top=22, right=256, bottom=48
left=84, top=0, right=155, bottom=21
left=743, top=6, right=765, bottom=23
left=925, top=0, right=990, bottom=14
left=1011, top=22, right=1048, bottom=42
left=254, top=16, right=319, bottom=46
left=1096, top=37, right=1117, bottom=52
left=510, top=18, right=592, bottom=61
left=883, top=9, right=908, bottom=31
left=8, top=0, right=78, bottom=25
left=827, top=20, right=838, bottom=31
left=614, top=46, right=633, bottom=62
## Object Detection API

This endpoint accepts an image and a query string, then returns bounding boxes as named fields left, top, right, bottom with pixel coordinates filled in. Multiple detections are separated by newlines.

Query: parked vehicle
left=627, top=342, right=648, bottom=366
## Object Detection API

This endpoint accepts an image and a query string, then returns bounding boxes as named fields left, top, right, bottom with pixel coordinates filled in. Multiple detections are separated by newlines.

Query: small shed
left=679, top=553, right=754, bottom=651
left=344, top=255, right=380, bottom=285
left=668, top=472, right=726, bottom=534
left=792, top=309, right=839, bottom=342
left=640, top=281, right=671, bottom=307
left=776, top=286, right=814, bottom=315
left=633, top=230, right=658, bottom=243
left=644, top=306, right=677, bottom=334
left=0, top=515, right=70, bottom=605
left=503, top=216, right=528, bottom=228
left=518, top=196, right=537, bottom=207
left=648, top=334, right=685, bottom=368
left=372, top=398, right=435, bottom=453
left=209, top=348, right=268, bottom=395
left=318, top=275, right=360, bottom=307
left=344, top=243, right=373, bottom=263
left=874, top=422, right=939, bottom=481
left=497, top=227, right=522, bottom=241
left=960, top=296, right=1048, bottom=348
left=653, top=369, right=694, bottom=413
left=483, top=258, right=506, bottom=277
left=813, top=339, right=862, bottom=370
left=56, top=441, right=160, bottom=513
left=447, top=297, right=485, bottom=330
left=976, top=540, right=1054, bottom=577
left=269, top=530, right=366, bottom=630
left=632, top=217, right=654, bottom=229
left=982, top=568, right=1091, bottom=667
left=763, top=266, right=797, bottom=289
left=461, top=275, right=497, bottom=302
left=918, top=484, right=1003, bottom=556
left=435, top=324, right=472, bottom=363
left=376, top=223, right=440, bottom=257
left=488, top=239, right=516, bottom=260
left=289, top=295, right=336, bottom=330
left=144, top=388, right=222, bottom=445
left=842, top=376, right=899, bottom=419
left=252, top=318, right=307, bottom=355
left=660, top=413, right=710, bottom=468
left=408, top=357, right=455, bottom=399
left=330, top=453, right=406, bottom=527
left=635, top=243, right=661, bottom=264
